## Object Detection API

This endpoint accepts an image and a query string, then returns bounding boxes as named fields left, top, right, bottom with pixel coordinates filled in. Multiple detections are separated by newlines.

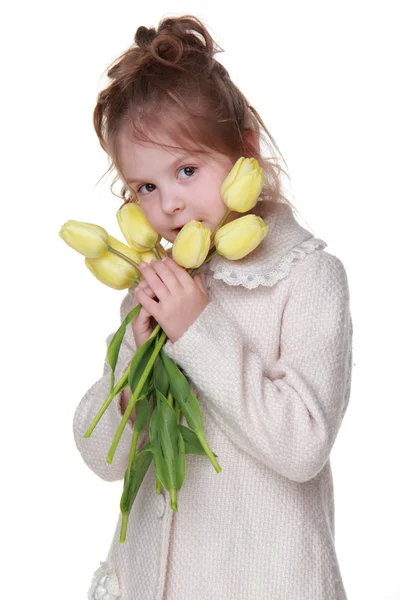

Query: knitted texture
left=73, top=200, right=353, bottom=600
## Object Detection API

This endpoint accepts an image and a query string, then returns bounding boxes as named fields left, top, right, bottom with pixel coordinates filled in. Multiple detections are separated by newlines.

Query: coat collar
left=203, top=200, right=327, bottom=289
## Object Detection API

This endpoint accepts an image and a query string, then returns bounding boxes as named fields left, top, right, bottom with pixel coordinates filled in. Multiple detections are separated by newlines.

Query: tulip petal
left=220, top=157, right=265, bottom=212
left=59, top=220, right=109, bottom=257
left=85, top=240, right=140, bottom=289
left=172, top=221, right=211, bottom=268
left=117, top=203, right=160, bottom=250
left=220, top=157, right=245, bottom=196
left=215, top=215, right=269, bottom=260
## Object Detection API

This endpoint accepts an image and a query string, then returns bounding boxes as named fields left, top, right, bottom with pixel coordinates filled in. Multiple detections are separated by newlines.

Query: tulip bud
left=140, top=250, right=159, bottom=263
left=214, top=215, right=269, bottom=260
left=59, top=220, right=109, bottom=258
left=85, top=235, right=141, bottom=290
left=108, top=235, right=142, bottom=269
left=221, top=157, right=264, bottom=213
left=117, top=202, right=160, bottom=250
left=172, top=221, right=211, bottom=269
left=137, top=242, right=168, bottom=263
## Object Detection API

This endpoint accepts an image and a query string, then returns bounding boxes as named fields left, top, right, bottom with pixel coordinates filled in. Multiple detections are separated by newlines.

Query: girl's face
left=117, top=130, right=243, bottom=243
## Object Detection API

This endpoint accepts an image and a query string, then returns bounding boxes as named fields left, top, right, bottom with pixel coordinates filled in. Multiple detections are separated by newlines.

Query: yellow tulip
left=108, top=235, right=142, bottom=269
left=136, top=243, right=168, bottom=263
left=140, top=250, right=158, bottom=263
left=117, top=202, right=160, bottom=251
left=172, top=221, right=211, bottom=269
left=214, top=214, right=269, bottom=260
left=59, top=220, right=109, bottom=258
left=85, top=235, right=141, bottom=290
left=141, top=244, right=168, bottom=261
left=221, top=157, right=264, bottom=213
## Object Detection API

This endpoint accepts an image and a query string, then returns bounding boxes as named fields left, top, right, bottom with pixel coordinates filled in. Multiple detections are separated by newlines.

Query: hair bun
left=135, top=25, right=157, bottom=48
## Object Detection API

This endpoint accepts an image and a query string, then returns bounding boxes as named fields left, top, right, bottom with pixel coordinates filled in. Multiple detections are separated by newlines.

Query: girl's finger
left=148, top=259, right=183, bottom=293
left=135, top=287, right=161, bottom=321
left=138, top=263, right=169, bottom=300
left=159, top=256, right=192, bottom=287
left=135, top=280, right=156, bottom=298
left=141, top=283, right=157, bottom=298
left=194, top=273, right=207, bottom=294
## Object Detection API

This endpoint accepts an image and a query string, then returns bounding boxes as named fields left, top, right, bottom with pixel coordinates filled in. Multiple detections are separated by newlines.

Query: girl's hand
left=130, top=280, right=158, bottom=348
left=135, top=257, right=209, bottom=343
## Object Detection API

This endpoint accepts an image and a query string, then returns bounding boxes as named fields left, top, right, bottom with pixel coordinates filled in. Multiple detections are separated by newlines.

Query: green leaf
left=134, top=397, right=150, bottom=432
left=149, top=407, right=169, bottom=490
left=181, top=390, right=205, bottom=435
left=120, top=445, right=154, bottom=514
left=83, top=367, right=130, bottom=438
left=106, top=330, right=167, bottom=465
left=153, top=354, right=169, bottom=397
left=158, top=393, right=180, bottom=493
left=128, top=337, right=157, bottom=396
left=160, top=350, right=189, bottom=405
left=175, top=430, right=186, bottom=490
left=107, top=305, right=143, bottom=392
left=140, top=441, right=153, bottom=453
left=107, top=305, right=141, bottom=372
left=176, top=425, right=210, bottom=456
left=160, top=350, right=206, bottom=436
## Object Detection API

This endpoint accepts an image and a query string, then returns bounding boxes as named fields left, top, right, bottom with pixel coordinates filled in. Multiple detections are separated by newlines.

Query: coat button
left=155, top=492, right=166, bottom=518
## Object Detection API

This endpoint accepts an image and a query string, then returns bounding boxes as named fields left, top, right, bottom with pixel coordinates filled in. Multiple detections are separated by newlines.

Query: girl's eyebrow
left=126, top=152, right=195, bottom=184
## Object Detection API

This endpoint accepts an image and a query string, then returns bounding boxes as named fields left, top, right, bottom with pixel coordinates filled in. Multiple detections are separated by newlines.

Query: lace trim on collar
left=207, top=237, right=327, bottom=290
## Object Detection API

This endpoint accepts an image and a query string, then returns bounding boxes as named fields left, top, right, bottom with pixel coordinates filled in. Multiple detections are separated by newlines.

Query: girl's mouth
left=173, top=220, right=203, bottom=232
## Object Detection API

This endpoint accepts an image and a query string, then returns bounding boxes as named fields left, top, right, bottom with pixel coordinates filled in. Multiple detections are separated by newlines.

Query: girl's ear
left=243, top=129, right=261, bottom=157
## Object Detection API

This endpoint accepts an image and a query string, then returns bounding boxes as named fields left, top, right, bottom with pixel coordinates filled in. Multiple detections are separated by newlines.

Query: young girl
left=73, top=14, right=353, bottom=600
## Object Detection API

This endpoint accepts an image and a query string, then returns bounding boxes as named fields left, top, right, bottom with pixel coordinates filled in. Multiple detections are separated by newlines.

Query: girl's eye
left=136, top=166, right=197, bottom=196
left=178, top=166, right=197, bottom=179
left=137, top=183, right=156, bottom=195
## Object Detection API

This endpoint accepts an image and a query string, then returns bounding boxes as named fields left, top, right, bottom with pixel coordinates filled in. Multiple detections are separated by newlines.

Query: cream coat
left=73, top=200, right=353, bottom=600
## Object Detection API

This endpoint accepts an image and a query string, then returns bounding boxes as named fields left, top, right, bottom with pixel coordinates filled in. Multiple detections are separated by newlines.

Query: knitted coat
left=73, top=200, right=353, bottom=600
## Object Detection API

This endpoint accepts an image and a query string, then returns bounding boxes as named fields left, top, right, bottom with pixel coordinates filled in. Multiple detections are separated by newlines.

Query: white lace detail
left=208, top=238, right=327, bottom=289
left=88, top=561, right=120, bottom=600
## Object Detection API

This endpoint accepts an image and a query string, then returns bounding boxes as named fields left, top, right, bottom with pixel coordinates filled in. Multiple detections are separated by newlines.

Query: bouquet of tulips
left=60, top=157, right=269, bottom=542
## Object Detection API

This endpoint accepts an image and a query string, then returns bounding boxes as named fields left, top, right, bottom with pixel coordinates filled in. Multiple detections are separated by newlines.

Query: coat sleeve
left=163, top=250, right=353, bottom=483
left=72, top=291, right=146, bottom=482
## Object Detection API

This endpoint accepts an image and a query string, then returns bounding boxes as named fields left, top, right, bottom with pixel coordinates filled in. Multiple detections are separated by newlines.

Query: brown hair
left=93, top=14, right=292, bottom=209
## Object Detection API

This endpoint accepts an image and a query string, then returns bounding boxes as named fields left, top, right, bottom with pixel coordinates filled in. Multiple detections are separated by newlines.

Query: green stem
left=196, top=431, right=222, bottom=473
left=120, top=513, right=128, bottom=543
left=204, top=249, right=219, bottom=264
left=188, top=249, right=219, bottom=277
left=170, top=392, right=180, bottom=424
left=170, top=487, right=178, bottom=511
left=127, top=423, right=140, bottom=473
left=83, top=369, right=130, bottom=438
left=107, top=331, right=168, bottom=463
left=152, top=246, right=162, bottom=259
left=108, top=246, right=141, bottom=269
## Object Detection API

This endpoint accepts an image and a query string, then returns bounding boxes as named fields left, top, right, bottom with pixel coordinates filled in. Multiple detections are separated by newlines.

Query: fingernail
left=139, top=262, right=147, bottom=268
left=162, top=257, right=168, bottom=262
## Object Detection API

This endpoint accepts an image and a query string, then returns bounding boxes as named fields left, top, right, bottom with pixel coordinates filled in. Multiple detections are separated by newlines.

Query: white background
left=2, top=1, right=399, bottom=598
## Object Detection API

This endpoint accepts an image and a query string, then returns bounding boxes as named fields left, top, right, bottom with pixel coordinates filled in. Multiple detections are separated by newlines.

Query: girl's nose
left=160, top=190, right=186, bottom=215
